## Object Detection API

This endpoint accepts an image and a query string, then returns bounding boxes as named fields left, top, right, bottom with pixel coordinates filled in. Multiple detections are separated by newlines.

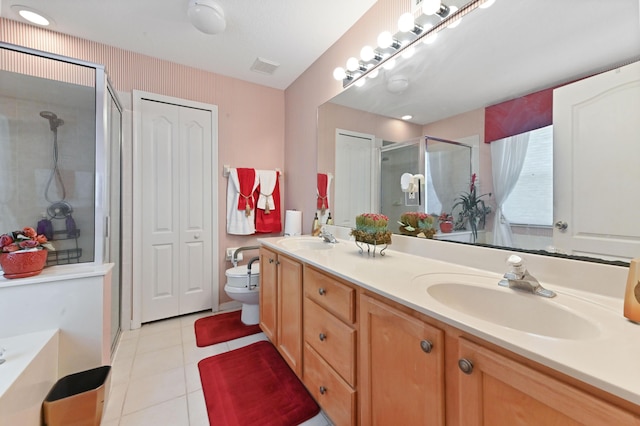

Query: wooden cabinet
left=303, top=266, right=358, bottom=426
left=455, top=338, right=640, bottom=425
left=258, top=247, right=303, bottom=376
left=359, top=294, right=445, bottom=426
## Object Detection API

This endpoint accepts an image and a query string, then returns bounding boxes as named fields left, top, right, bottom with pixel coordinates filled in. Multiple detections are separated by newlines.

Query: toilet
left=224, top=260, right=260, bottom=325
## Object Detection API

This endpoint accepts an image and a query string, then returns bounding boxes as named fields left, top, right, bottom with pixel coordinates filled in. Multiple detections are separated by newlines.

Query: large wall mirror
left=317, top=0, right=640, bottom=264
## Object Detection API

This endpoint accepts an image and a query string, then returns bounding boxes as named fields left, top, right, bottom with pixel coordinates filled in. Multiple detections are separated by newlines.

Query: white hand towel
left=256, top=170, right=277, bottom=212
left=226, top=168, right=257, bottom=235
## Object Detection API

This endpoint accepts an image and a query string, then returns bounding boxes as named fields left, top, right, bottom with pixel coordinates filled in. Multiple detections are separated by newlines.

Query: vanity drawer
left=304, top=297, right=356, bottom=386
left=304, top=266, right=355, bottom=324
left=304, top=343, right=356, bottom=426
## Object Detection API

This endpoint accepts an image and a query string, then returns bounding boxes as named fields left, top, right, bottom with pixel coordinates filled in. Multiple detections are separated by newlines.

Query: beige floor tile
left=179, top=310, right=214, bottom=328
left=226, top=332, right=269, bottom=351
left=120, top=396, right=189, bottom=426
left=130, top=345, right=184, bottom=378
left=137, top=327, right=182, bottom=354
left=110, top=355, right=134, bottom=387
left=113, top=336, right=138, bottom=361
left=300, top=412, right=332, bottom=426
left=139, top=317, right=182, bottom=337
left=103, top=381, right=127, bottom=422
left=122, top=367, right=186, bottom=415
left=181, top=324, right=197, bottom=345
left=187, top=389, right=208, bottom=425
left=119, top=328, right=140, bottom=341
left=183, top=341, right=229, bottom=364
left=184, top=362, right=203, bottom=393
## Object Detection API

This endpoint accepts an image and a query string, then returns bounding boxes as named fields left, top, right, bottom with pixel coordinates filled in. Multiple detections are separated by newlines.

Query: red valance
left=484, top=87, right=553, bottom=143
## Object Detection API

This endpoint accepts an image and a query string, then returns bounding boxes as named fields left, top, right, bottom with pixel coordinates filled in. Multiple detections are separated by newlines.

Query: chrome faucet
left=319, top=227, right=338, bottom=244
left=498, top=255, right=556, bottom=298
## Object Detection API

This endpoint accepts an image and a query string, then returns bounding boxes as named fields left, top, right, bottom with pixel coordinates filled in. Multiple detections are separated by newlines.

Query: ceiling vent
left=250, top=57, right=280, bottom=75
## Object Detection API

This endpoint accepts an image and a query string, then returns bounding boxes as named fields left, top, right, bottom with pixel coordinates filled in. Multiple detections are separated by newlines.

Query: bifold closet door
left=140, top=99, right=213, bottom=323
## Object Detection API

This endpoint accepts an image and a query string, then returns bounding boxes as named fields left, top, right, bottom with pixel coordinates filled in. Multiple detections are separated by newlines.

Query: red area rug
left=194, top=311, right=261, bottom=347
left=198, top=341, right=320, bottom=426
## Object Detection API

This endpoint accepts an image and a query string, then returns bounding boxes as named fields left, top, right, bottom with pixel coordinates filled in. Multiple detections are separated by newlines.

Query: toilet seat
left=225, top=264, right=260, bottom=288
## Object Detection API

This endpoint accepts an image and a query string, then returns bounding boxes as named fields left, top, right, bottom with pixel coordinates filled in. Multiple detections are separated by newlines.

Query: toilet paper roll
left=284, top=210, right=302, bottom=236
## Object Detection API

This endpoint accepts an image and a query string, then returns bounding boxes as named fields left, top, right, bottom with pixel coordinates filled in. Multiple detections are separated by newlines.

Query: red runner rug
left=194, top=311, right=261, bottom=347
left=198, top=341, right=320, bottom=426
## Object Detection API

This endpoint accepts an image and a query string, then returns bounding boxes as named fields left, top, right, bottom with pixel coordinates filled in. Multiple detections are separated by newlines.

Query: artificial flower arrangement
left=398, top=212, right=437, bottom=239
left=0, top=227, right=54, bottom=253
left=438, top=213, right=453, bottom=223
left=350, top=213, right=392, bottom=245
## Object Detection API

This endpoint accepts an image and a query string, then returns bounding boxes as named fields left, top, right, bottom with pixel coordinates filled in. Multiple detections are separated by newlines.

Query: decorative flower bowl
left=0, top=249, right=48, bottom=279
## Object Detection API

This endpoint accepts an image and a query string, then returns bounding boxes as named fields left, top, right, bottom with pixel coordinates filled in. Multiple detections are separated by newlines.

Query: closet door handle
left=194, top=234, right=200, bottom=239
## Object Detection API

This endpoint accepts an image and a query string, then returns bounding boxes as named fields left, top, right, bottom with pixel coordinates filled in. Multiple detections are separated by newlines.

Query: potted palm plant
left=452, top=173, right=491, bottom=241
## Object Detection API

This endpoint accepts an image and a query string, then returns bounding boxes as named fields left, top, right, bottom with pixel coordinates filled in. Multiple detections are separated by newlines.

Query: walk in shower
left=0, top=42, right=123, bottom=351
left=380, top=136, right=472, bottom=223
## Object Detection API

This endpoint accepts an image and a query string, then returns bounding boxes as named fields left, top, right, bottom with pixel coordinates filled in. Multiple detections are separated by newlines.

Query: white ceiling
left=0, top=0, right=377, bottom=90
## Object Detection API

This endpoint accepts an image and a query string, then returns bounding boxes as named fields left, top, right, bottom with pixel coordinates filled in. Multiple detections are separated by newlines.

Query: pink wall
left=1, top=18, right=285, bottom=305
left=284, top=0, right=412, bottom=233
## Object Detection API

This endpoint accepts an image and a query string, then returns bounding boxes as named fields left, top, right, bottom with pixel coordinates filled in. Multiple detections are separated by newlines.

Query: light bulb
left=360, top=45, right=375, bottom=62
left=421, top=0, right=442, bottom=15
left=446, top=6, right=461, bottom=28
left=377, top=31, right=393, bottom=49
left=368, top=69, right=379, bottom=79
left=401, top=115, right=413, bottom=120
left=383, top=58, right=396, bottom=70
left=398, top=13, right=415, bottom=33
left=479, top=0, right=496, bottom=8
left=333, top=67, right=347, bottom=81
left=402, top=46, right=415, bottom=59
left=422, top=23, right=437, bottom=44
left=355, top=78, right=366, bottom=87
left=346, top=57, right=360, bottom=72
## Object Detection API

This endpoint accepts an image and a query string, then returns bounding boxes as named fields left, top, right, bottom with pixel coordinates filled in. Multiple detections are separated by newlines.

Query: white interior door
left=553, top=61, right=640, bottom=261
left=140, top=99, right=213, bottom=323
left=335, top=129, right=377, bottom=228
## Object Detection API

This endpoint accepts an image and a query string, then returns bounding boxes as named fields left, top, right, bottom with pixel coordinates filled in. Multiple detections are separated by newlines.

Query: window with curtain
left=501, top=125, right=553, bottom=226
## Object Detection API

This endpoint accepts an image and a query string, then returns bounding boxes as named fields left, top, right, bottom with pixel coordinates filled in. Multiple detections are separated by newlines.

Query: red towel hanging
left=237, top=168, right=256, bottom=216
left=317, top=173, right=328, bottom=210
left=254, top=171, right=282, bottom=233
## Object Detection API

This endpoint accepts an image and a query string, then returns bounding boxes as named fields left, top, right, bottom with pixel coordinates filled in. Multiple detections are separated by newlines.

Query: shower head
left=40, top=111, right=64, bottom=130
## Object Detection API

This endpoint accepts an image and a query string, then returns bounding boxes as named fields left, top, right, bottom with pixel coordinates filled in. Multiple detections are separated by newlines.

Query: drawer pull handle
left=458, top=358, right=474, bottom=374
left=420, top=340, right=433, bottom=353
left=319, top=333, right=327, bottom=341
left=268, top=258, right=274, bottom=263
left=318, top=288, right=326, bottom=296
left=319, top=386, right=327, bottom=395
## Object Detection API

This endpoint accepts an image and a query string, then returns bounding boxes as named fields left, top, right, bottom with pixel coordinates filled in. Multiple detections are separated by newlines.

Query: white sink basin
left=416, top=274, right=599, bottom=340
left=276, top=237, right=335, bottom=251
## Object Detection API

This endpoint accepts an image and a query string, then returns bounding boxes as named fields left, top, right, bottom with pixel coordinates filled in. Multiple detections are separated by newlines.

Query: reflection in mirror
left=317, top=0, right=640, bottom=263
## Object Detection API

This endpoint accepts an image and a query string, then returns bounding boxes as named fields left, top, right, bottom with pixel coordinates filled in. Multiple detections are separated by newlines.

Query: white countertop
left=259, top=234, right=640, bottom=406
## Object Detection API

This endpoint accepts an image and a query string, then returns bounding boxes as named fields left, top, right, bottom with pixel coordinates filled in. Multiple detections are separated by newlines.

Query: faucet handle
left=506, top=254, right=526, bottom=276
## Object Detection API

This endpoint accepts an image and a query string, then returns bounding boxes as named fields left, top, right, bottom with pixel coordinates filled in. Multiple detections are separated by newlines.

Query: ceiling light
left=355, top=79, right=366, bottom=87
left=398, top=13, right=415, bottom=32
left=401, top=115, right=413, bottom=120
left=368, top=69, right=379, bottom=79
left=187, top=0, right=226, bottom=35
left=377, top=31, right=397, bottom=49
left=11, top=5, right=53, bottom=26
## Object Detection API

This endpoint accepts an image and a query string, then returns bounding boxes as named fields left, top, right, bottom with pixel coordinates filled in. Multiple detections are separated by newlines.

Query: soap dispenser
left=624, top=258, right=640, bottom=323
left=311, top=213, right=321, bottom=236
left=326, top=212, right=333, bottom=225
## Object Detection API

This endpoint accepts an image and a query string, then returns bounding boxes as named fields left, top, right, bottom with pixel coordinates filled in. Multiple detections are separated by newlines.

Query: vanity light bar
left=335, top=0, right=491, bottom=89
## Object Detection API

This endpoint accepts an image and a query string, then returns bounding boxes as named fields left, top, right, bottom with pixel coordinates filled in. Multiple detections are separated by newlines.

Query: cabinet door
left=259, top=247, right=277, bottom=342
left=277, top=254, right=303, bottom=377
left=457, top=338, right=640, bottom=425
left=360, top=294, right=445, bottom=426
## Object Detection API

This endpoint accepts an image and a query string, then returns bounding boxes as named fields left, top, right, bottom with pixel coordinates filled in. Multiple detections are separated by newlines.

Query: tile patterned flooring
left=103, top=310, right=332, bottom=426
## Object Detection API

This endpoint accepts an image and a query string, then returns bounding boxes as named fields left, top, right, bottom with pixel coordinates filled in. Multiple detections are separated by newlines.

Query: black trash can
left=42, top=365, right=111, bottom=426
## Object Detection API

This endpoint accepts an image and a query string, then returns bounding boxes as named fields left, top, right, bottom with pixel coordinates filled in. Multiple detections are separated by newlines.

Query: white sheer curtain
left=491, top=133, right=530, bottom=246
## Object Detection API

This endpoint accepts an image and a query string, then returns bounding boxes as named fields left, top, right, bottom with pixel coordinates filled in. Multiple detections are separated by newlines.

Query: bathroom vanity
left=259, top=234, right=640, bottom=426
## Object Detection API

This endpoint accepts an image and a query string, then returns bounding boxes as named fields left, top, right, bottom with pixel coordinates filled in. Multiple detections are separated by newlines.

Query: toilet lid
left=225, top=264, right=260, bottom=278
